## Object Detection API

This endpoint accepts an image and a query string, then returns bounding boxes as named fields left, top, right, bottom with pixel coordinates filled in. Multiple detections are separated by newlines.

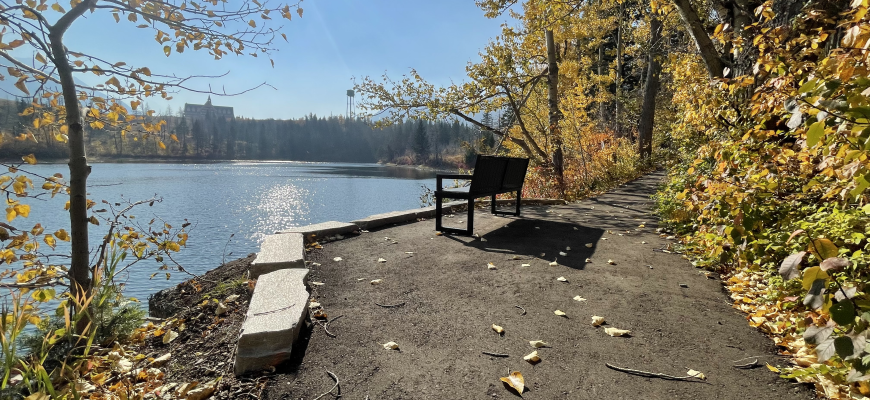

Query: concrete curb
left=279, top=221, right=359, bottom=243
left=250, top=233, right=305, bottom=279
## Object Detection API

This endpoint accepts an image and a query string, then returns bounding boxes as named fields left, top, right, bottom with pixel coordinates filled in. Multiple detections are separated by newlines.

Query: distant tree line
left=0, top=99, right=483, bottom=166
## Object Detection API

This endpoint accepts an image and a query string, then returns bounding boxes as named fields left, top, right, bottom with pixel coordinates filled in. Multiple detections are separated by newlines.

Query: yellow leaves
left=43, top=234, right=56, bottom=249
left=88, top=216, right=100, bottom=225
left=54, top=229, right=70, bottom=241
left=802, top=266, right=829, bottom=290
left=382, top=341, right=399, bottom=350
left=499, top=371, right=524, bottom=395
left=591, top=316, right=605, bottom=327
left=248, top=19, right=256, bottom=28
left=6, top=203, right=30, bottom=222
left=528, top=340, right=548, bottom=348
left=170, top=134, right=179, bottom=142
left=21, top=154, right=36, bottom=165
left=523, top=351, right=540, bottom=364
left=492, top=324, right=504, bottom=334
left=15, top=79, right=30, bottom=95
left=158, top=141, right=167, bottom=150
left=603, top=327, right=631, bottom=337
left=163, top=45, right=171, bottom=57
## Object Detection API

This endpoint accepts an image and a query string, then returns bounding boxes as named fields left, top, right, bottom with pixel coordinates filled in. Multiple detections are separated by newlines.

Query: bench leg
left=435, top=195, right=443, bottom=232
left=515, top=189, right=522, bottom=216
left=491, top=194, right=497, bottom=214
left=467, top=199, right=474, bottom=235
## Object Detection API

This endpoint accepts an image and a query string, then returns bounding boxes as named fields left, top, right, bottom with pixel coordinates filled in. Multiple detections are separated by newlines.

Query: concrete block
left=279, top=221, right=358, bottom=242
left=415, top=204, right=453, bottom=219
left=351, top=210, right=419, bottom=230
left=250, top=233, right=304, bottom=278
left=235, top=269, right=310, bottom=376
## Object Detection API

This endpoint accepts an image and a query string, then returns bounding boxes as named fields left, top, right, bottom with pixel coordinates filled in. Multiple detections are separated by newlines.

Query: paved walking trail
left=262, top=172, right=814, bottom=400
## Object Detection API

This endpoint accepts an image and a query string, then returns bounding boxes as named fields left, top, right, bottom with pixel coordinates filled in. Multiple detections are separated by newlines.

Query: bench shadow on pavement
left=443, top=214, right=604, bottom=271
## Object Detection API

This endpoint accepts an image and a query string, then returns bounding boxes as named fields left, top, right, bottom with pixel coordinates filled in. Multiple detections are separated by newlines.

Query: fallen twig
left=318, top=315, right=343, bottom=338
left=482, top=351, right=509, bottom=357
left=732, top=359, right=758, bottom=369
left=605, top=363, right=706, bottom=382
left=515, top=305, right=526, bottom=316
left=312, top=369, right=341, bottom=400
left=375, top=302, right=406, bottom=308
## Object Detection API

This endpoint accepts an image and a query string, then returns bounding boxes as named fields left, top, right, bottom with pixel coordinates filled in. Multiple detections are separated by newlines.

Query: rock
left=251, top=233, right=305, bottom=278
left=235, top=269, right=310, bottom=376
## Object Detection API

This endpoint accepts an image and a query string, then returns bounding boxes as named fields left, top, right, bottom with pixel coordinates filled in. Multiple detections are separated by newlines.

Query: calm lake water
left=20, top=162, right=437, bottom=301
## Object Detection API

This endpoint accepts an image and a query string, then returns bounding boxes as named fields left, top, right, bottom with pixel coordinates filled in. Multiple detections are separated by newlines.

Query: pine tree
left=412, top=119, right=430, bottom=163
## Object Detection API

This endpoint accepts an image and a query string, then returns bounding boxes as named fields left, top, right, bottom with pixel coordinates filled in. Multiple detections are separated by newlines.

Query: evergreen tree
left=412, top=119, right=430, bottom=163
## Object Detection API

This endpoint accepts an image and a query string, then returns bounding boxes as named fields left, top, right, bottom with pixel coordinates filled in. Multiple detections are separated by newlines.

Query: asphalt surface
left=262, top=172, right=815, bottom=400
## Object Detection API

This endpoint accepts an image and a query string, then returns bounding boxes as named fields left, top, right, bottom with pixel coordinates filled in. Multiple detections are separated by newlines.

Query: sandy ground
left=261, top=172, right=815, bottom=400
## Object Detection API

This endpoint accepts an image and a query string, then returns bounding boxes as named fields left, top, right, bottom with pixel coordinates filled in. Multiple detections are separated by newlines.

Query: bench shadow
left=443, top=214, right=604, bottom=271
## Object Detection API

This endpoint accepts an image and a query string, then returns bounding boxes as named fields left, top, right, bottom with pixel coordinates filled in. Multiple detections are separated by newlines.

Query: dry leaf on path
left=333, top=257, right=343, bottom=262
left=310, top=282, right=325, bottom=286
left=382, top=341, right=399, bottom=350
left=488, top=262, right=497, bottom=270
left=607, top=259, right=616, bottom=265
left=377, top=258, right=387, bottom=263
left=574, top=227, right=579, bottom=230
left=370, top=279, right=383, bottom=285
left=162, top=330, right=178, bottom=344
left=557, top=276, right=568, bottom=282
left=521, top=263, right=531, bottom=267
left=308, top=301, right=321, bottom=309
left=592, top=316, right=605, bottom=327
left=529, top=340, right=548, bottom=348
left=604, top=327, right=631, bottom=337
left=549, top=259, right=559, bottom=266
left=554, top=310, right=567, bottom=317
left=585, top=243, right=593, bottom=248
left=687, top=369, right=706, bottom=380
left=492, top=324, right=504, bottom=334
left=500, top=371, right=525, bottom=395
left=523, top=351, right=541, bottom=363
left=585, top=258, right=592, bottom=263
left=559, top=252, right=568, bottom=256
left=573, top=296, right=586, bottom=302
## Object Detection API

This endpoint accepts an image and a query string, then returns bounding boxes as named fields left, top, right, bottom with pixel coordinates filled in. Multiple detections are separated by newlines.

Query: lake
left=18, top=162, right=438, bottom=302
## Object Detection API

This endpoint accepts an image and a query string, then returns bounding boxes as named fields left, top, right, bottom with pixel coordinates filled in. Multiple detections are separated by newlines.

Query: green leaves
left=806, top=121, right=825, bottom=148
left=831, top=301, right=856, bottom=325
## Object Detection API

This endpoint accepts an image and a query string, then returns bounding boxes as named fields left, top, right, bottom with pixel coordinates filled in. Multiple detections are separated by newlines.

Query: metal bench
left=435, top=155, right=530, bottom=235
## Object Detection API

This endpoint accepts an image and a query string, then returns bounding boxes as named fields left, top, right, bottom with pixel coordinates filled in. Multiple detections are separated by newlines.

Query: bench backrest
left=500, top=157, right=529, bottom=191
left=470, top=155, right=529, bottom=194
left=469, top=156, right=509, bottom=194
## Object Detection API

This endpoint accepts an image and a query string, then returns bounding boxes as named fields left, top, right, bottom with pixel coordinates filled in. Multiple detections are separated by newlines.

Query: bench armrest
left=436, top=174, right=472, bottom=190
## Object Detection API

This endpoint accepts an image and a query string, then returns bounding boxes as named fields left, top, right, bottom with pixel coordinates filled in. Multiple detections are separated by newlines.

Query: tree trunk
left=546, top=30, right=564, bottom=194
left=638, top=16, right=662, bottom=159
left=614, top=2, right=624, bottom=138
left=671, top=0, right=727, bottom=78
left=49, top=0, right=95, bottom=334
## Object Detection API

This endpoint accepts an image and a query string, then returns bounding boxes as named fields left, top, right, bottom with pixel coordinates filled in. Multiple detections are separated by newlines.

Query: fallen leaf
left=549, top=260, right=559, bottom=266
left=333, top=257, right=343, bottom=262
left=492, top=324, right=504, bottom=334
left=559, top=252, right=568, bottom=256
left=554, top=310, right=567, bottom=317
left=573, top=295, right=586, bottom=302
left=557, top=276, right=568, bottom=282
left=585, top=258, right=592, bottom=263
left=377, top=258, right=387, bottom=263
left=500, top=371, right=525, bottom=394
left=607, top=259, right=616, bottom=265
left=215, top=302, right=228, bottom=315
left=521, top=263, right=531, bottom=267
left=585, top=243, right=593, bottom=248
left=512, top=255, right=522, bottom=260
left=529, top=340, right=548, bottom=348
left=382, top=341, right=399, bottom=350
left=687, top=369, right=706, bottom=380
left=405, top=252, right=415, bottom=254
left=162, top=330, right=178, bottom=344
left=311, top=282, right=325, bottom=286
left=151, top=353, right=171, bottom=367
left=523, top=351, right=541, bottom=363
left=488, top=262, right=497, bottom=270
left=602, top=237, right=608, bottom=241
left=638, top=224, right=645, bottom=228
left=766, top=363, right=780, bottom=373
left=308, top=301, right=321, bottom=308
left=225, top=294, right=240, bottom=303
left=370, top=279, right=383, bottom=285
left=591, top=316, right=605, bottom=326
left=565, top=246, right=571, bottom=251
left=604, top=327, right=630, bottom=337
left=436, top=232, right=443, bottom=236
left=641, top=241, right=647, bottom=244
left=574, top=227, right=579, bottom=230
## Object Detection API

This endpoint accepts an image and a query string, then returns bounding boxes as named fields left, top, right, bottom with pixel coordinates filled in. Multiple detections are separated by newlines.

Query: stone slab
left=250, top=233, right=305, bottom=278
left=351, top=210, right=419, bottom=231
left=279, top=221, right=359, bottom=242
left=235, top=268, right=310, bottom=376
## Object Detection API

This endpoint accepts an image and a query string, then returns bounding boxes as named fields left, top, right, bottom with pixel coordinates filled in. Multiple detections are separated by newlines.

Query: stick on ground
left=482, top=351, right=509, bottom=357
left=312, top=369, right=341, bottom=400
left=605, top=363, right=706, bottom=382
left=375, top=302, right=406, bottom=308
left=515, top=305, right=526, bottom=316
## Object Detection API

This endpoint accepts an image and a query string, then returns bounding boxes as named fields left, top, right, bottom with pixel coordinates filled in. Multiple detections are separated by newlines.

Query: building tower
left=346, top=89, right=355, bottom=119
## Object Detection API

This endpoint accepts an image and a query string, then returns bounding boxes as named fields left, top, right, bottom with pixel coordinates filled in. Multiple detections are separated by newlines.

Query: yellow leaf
left=529, top=340, right=548, bottom=348
left=591, top=316, right=605, bottom=326
left=54, top=229, right=69, bottom=241
left=170, top=134, right=179, bottom=142
left=604, top=327, right=631, bottom=337
left=499, top=371, right=524, bottom=395
left=554, top=310, right=567, bottom=317
left=14, top=204, right=30, bottom=218
left=297, top=7, right=303, bottom=17
left=492, top=324, right=504, bottom=334
left=687, top=369, right=706, bottom=379
left=21, top=154, right=36, bottom=165
left=248, top=19, right=256, bottom=28
left=382, top=341, right=399, bottom=350
left=802, top=266, right=829, bottom=290
left=163, top=46, right=171, bottom=56
left=88, top=216, right=99, bottom=225
left=523, top=351, right=540, bottom=363
left=158, top=141, right=166, bottom=150
left=44, top=234, right=56, bottom=249
left=162, top=329, right=178, bottom=344
left=765, top=363, right=779, bottom=373
left=15, top=79, right=30, bottom=95
left=35, top=53, right=47, bottom=64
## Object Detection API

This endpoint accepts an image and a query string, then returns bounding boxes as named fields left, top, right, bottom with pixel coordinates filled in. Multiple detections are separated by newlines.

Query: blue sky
left=61, top=0, right=513, bottom=120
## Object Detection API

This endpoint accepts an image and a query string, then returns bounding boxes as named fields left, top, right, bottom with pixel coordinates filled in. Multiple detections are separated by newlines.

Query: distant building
left=183, top=96, right=234, bottom=120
